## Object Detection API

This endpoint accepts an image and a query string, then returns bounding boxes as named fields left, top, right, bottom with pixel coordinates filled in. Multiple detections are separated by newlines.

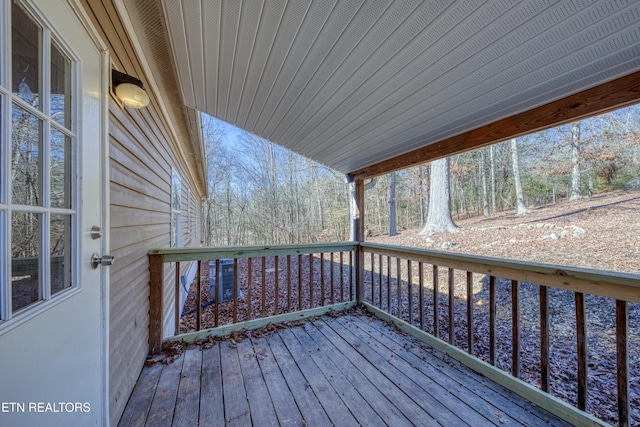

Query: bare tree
left=510, top=138, right=530, bottom=215
left=480, top=148, right=490, bottom=217
left=389, top=171, right=397, bottom=236
left=420, top=157, right=457, bottom=235
left=570, top=122, right=582, bottom=200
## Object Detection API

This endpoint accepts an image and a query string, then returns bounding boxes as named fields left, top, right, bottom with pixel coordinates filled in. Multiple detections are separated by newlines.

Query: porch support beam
left=352, top=179, right=365, bottom=304
left=149, top=254, right=165, bottom=355
left=347, top=71, right=640, bottom=181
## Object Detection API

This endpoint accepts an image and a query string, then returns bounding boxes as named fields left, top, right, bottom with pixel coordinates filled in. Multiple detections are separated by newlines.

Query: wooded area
left=201, top=104, right=640, bottom=246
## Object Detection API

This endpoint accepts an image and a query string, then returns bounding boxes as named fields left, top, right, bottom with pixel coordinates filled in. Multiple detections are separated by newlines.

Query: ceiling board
left=162, top=0, right=640, bottom=175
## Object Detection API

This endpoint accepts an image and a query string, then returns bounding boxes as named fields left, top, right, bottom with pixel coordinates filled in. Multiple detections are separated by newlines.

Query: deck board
left=198, top=345, right=224, bottom=426
left=120, top=312, right=573, bottom=426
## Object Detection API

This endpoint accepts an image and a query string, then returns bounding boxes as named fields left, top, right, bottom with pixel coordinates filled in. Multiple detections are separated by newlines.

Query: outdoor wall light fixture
left=112, top=70, right=150, bottom=109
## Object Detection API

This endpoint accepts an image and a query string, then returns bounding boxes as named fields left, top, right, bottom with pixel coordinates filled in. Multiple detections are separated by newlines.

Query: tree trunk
left=389, top=171, right=397, bottom=236
left=570, top=122, right=582, bottom=201
left=480, top=149, right=490, bottom=217
left=511, top=138, right=529, bottom=215
left=490, top=144, right=497, bottom=213
left=420, top=157, right=457, bottom=235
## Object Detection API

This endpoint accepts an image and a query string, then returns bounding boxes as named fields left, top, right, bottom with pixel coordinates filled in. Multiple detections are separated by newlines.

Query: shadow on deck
left=120, top=312, right=570, bottom=426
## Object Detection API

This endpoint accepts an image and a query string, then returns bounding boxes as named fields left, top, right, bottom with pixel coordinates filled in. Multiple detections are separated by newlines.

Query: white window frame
left=0, top=0, right=79, bottom=324
left=170, top=168, right=181, bottom=248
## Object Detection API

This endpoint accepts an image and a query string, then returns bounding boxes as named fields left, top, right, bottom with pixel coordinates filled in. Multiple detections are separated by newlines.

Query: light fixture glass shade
left=115, top=82, right=150, bottom=109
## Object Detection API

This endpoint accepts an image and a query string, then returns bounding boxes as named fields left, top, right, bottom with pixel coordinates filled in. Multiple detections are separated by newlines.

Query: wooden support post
left=174, top=261, right=180, bottom=336
left=353, top=179, right=365, bottom=304
left=149, top=254, right=165, bottom=355
left=616, top=299, right=629, bottom=427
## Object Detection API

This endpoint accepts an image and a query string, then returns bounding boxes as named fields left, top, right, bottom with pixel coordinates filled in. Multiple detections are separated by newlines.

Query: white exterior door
left=0, top=1, right=107, bottom=426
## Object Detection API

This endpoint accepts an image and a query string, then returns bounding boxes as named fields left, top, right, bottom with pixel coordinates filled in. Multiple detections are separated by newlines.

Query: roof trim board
left=348, top=69, right=640, bottom=181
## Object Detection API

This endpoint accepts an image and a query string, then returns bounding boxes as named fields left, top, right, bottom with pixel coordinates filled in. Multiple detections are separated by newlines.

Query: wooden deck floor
left=120, top=312, right=571, bottom=426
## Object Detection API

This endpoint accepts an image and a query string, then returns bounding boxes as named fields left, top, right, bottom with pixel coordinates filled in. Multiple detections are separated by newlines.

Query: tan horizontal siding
left=80, top=1, right=205, bottom=424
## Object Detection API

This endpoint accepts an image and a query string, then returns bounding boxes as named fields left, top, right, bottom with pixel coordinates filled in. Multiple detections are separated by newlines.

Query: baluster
left=379, top=254, right=383, bottom=309
left=262, top=257, right=267, bottom=317
left=617, top=299, right=629, bottom=427
left=233, top=259, right=238, bottom=324
left=448, top=268, right=454, bottom=345
left=247, top=258, right=252, bottom=321
left=540, top=285, right=549, bottom=392
left=419, top=262, right=424, bottom=330
left=466, top=271, right=473, bottom=355
left=287, top=255, right=292, bottom=313
left=387, top=256, right=392, bottom=314
left=489, top=276, right=496, bottom=366
left=214, top=259, right=220, bottom=327
left=320, top=253, right=325, bottom=307
left=174, top=261, right=181, bottom=334
left=433, top=265, right=439, bottom=338
left=196, top=261, right=202, bottom=331
left=512, top=279, right=520, bottom=378
left=274, top=256, right=279, bottom=315
left=576, top=292, right=587, bottom=411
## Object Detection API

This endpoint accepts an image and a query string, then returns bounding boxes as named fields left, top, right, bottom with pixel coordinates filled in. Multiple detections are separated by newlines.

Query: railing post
left=352, top=179, right=365, bottom=304
left=149, top=254, right=165, bottom=355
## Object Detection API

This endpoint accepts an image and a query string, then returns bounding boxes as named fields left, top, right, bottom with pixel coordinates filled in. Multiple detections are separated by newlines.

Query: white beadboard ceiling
left=161, top=0, right=640, bottom=175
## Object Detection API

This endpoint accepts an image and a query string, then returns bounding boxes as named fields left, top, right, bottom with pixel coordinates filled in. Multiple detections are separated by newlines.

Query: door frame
left=68, top=2, right=111, bottom=424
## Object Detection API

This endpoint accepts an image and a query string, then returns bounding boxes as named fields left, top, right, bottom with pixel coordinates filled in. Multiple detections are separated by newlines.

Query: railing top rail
left=360, top=242, right=640, bottom=302
left=149, top=242, right=357, bottom=262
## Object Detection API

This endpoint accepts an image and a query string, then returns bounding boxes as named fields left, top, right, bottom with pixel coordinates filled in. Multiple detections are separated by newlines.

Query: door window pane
left=51, top=214, right=71, bottom=294
left=12, top=1, right=41, bottom=109
left=50, top=42, right=70, bottom=129
left=11, top=103, right=42, bottom=206
left=50, top=128, right=71, bottom=208
left=11, top=211, right=41, bottom=312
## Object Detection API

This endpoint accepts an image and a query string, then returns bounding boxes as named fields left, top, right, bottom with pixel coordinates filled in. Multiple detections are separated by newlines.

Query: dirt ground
left=368, top=190, right=640, bottom=274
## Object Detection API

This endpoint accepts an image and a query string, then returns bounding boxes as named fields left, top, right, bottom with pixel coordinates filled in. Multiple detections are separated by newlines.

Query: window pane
left=51, top=214, right=71, bottom=294
left=172, top=172, right=181, bottom=211
left=12, top=1, right=41, bottom=109
left=11, top=103, right=42, bottom=206
left=11, top=211, right=41, bottom=312
left=50, top=42, right=70, bottom=128
left=50, top=128, right=71, bottom=208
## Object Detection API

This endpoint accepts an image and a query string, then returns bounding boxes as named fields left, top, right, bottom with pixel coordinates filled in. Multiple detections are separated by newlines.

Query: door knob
left=92, top=254, right=115, bottom=269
